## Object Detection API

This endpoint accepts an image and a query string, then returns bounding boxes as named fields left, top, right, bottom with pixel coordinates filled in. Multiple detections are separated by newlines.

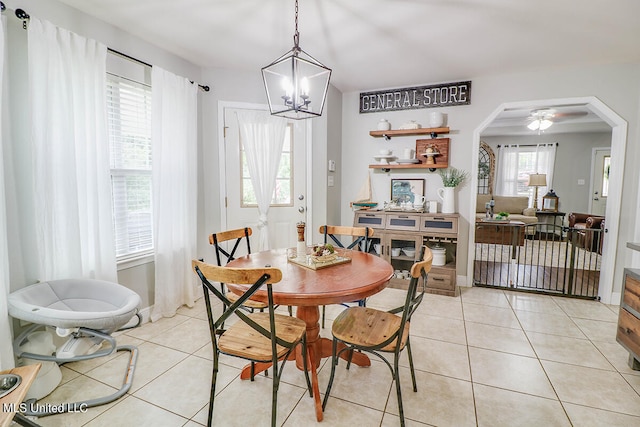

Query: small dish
left=391, top=248, right=401, bottom=257
left=402, top=247, right=416, bottom=258
left=0, top=374, right=21, bottom=398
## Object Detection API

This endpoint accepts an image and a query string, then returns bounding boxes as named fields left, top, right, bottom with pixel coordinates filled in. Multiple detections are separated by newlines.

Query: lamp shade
left=528, top=173, right=547, bottom=187
left=262, top=48, right=332, bottom=120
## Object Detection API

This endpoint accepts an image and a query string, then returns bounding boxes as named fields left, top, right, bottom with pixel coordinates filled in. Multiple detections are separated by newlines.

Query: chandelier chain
left=293, top=0, right=300, bottom=48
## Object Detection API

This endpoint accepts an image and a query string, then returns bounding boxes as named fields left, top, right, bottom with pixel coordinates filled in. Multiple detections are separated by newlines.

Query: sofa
left=476, top=195, right=538, bottom=235
left=568, top=212, right=605, bottom=253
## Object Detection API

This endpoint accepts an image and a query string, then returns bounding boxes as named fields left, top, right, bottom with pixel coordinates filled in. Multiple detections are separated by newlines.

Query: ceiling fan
left=526, top=108, right=588, bottom=131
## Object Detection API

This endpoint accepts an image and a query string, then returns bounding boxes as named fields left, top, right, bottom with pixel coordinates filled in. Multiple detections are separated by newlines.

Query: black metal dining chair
left=319, top=225, right=374, bottom=328
left=192, top=260, right=312, bottom=427
left=322, top=246, right=433, bottom=427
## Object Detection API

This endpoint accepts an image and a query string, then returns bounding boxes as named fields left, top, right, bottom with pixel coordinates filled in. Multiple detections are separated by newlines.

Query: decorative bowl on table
left=310, top=244, right=338, bottom=264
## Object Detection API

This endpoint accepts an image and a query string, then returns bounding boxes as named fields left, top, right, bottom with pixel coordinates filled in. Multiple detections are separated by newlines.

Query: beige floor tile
left=542, top=360, right=640, bottom=416
left=381, top=412, right=430, bottom=426
left=552, top=297, right=619, bottom=321
left=469, top=347, right=555, bottom=398
left=623, top=372, right=640, bottom=394
left=564, top=403, right=640, bottom=427
left=63, top=333, right=143, bottom=374
left=287, top=395, right=384, bottom=426
left=515, top=309, right=585, bottom=338
left=460, top=286, right=510, bottom=308
left=409, top=312, right=467, bottom=345
left=133, top=356, right=215, bottom=419
left=148, top=317, right=211, bottom=354
left=527, top=331, right=614, bottom=370
left=183, top=421, right=205, bottom=427
left=505, top=292, right=564, bottom=315
left=34, top=376, right=119, bottom=427
left=84, top=395, right=188, bottom=427
left=399, top=336, right=471, bottom=381
left=463, top=303, right=520, bottom=329
left=592, top=340, right=640, bottom=375
left=86, top=341, right=188, bottom=392
left=466, top=321, right=536, bottom=357
left=317, top=358, right=393, bottom=411
left=125, top=314, right=191, bottom=341
left=204, top=375, right=309, bottom=426
left=367, top=287, right=409, bottom=311
left=419, top=293, right=464, bottom=320
left=474, top=384, right=570, bottom=427
left=572, top=317, right=619, bottom=342
left=387, top=368, right=476, bottom=427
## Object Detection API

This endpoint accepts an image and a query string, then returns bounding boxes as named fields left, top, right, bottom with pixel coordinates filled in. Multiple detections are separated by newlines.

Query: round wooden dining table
left=227, top=247, right=394, bottom=421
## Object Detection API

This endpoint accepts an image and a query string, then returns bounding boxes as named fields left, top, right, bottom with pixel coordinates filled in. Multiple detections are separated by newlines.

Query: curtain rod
left=3, top=6, right=210, bottom=92
left=108, top=48, right=210, bottom=92
left=497, top=143, right=559, bottom=148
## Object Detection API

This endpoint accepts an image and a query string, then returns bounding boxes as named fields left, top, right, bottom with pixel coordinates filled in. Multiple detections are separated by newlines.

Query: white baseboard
left=457, top=275, right=469, bottom=287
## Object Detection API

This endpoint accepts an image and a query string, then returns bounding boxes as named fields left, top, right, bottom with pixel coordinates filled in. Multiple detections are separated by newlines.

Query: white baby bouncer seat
left=8, top=278, right=142, bottom=418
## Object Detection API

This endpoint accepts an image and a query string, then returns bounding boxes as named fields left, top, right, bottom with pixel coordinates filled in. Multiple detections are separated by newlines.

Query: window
left=107, top=74, right=153, bottom=259
left=602, top=155, right=610, bottom=197
left=495, top=144, right=556, bottom=204
left=240, top=124, right=293, bottom=207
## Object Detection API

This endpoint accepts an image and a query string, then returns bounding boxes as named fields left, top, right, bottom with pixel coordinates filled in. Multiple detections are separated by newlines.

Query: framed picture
left=390, top=179, right=425, bottom=203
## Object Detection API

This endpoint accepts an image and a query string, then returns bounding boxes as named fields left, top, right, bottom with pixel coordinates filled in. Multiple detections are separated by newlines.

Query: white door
left=223, top=107, right=308, bottom=253
left=590, top=148, right=610, bottom=216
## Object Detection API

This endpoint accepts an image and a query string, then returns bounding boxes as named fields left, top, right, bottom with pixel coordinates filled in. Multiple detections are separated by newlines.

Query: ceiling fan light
left=539, top=119, right=553, bottom=130
left=527, top=120, right=540, bottom=131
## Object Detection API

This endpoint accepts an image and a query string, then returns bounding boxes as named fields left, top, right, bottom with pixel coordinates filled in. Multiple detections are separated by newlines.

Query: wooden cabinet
left=355, top=211, right=459, bottom=296
left=617, top=268, right=640, bottom=370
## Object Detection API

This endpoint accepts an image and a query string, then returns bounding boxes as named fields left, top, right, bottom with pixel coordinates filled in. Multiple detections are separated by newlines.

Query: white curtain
left=0, top=14, right=14, bottom=370
left=28, top=18, right=116, bottom=282
left=150, top=67, right=198, bottom=321
left=535, top=143, right=556, bottom=199
left=236, top=111, right=287, bottom=251
left=495, top=144, right=520, bottom=196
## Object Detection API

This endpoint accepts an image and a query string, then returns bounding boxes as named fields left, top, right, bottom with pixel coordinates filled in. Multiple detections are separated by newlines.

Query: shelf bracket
left=383, top=134, right=391, bottom=141
left=430, top=132, right=438, bottom=138
left=429, top=168, right=436, bottom=172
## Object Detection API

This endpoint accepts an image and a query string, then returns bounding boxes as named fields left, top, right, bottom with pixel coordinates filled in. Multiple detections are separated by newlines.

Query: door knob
left=298, top=206, right=305, bottom=213
left=298, top=194, right=305, bottom=201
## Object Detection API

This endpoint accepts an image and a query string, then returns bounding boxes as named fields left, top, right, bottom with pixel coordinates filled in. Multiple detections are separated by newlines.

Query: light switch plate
left=328, top=160, right=336, bottom=172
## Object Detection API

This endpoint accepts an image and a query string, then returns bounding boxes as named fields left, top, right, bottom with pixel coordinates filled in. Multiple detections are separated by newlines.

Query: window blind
left=106, top=73, right=153, bottom=258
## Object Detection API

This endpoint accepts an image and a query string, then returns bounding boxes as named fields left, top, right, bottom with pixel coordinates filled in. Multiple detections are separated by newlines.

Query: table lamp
left=528, top=173, right=547, bottom=210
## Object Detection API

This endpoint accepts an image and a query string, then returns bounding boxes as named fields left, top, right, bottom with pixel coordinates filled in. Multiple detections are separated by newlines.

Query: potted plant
left=437, top=167, right=469, bottom=213
left=438, top=167, right=469, bottom=187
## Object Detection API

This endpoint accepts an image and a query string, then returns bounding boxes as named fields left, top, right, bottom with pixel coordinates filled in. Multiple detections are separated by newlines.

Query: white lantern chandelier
left=262, top=0, right=332, bottom=120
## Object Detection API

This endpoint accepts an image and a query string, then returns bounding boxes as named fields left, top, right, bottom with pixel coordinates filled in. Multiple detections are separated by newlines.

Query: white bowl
left=402, top=247, right=416, bottom=258
left=379, top=149, right=392, bottom=155
left=391, top=248, right=401, bottom=257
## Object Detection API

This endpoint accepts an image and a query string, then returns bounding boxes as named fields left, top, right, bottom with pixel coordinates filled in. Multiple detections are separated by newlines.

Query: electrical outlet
left=328, top=176, right=334, bottom=187
left=577, top=179, right=585, bottom=185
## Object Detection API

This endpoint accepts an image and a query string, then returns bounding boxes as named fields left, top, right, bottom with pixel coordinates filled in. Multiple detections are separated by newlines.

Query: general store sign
left=359, top=80, right=471, bottom=113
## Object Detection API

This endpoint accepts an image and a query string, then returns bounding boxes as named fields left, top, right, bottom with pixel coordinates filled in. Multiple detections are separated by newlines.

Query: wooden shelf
left=369, top=127, right=449, bottom=139
left=369, top=163, right=447, bottom=170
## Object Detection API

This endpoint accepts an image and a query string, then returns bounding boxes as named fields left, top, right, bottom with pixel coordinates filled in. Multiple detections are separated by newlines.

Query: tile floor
left=22, top=286, right=640, bottom=427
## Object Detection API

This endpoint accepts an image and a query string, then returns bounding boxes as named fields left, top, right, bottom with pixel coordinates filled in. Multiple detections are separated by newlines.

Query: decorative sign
left=360, top=80, right=471, bottom=113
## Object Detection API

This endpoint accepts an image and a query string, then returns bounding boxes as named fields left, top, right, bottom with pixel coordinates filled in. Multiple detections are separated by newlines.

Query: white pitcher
left=437, top=187, right=455, bottom=213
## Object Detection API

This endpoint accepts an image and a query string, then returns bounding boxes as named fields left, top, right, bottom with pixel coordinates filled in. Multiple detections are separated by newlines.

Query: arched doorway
left=467, top=96, right=627, bottom=304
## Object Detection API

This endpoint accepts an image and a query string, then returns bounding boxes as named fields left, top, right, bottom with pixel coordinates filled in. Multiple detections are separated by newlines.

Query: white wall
left=341, top=63, right=640, bottom=297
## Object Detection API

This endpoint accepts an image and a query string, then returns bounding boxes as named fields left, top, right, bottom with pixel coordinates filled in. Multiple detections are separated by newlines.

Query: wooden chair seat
left=219, top=312, right=306, bottom=362
left=331, top=307, right=410, bottom=352
left=225, top=291, right=268, bottom=309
